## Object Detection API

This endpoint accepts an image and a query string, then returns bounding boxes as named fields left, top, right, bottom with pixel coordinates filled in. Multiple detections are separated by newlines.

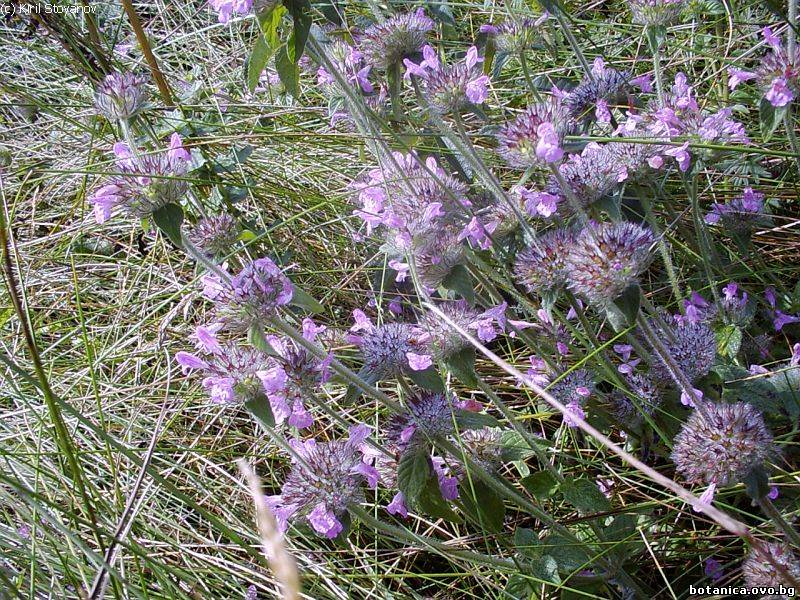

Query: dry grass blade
left=236, top=458, right=301, bottom=600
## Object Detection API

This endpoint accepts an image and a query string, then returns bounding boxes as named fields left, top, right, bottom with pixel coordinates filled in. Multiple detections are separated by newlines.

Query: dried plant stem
left=120, top=0, right=175, bottom=106
left=236, top=460, right=301, bottom=600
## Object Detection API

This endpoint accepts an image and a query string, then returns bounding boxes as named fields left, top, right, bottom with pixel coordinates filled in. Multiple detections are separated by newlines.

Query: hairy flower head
left=628, top=0, right=686, bottom=26
left=481, top=16, right=545, bottom=53
left=188, top=213, right=240, bottom=258
left=359, top=9, right=434, bottom=69
left=671, top=401, right=774, bottom=488
left=496, top=100, right=573, bottom=169
left=348, top=311, right=431, bottom=381
left=91, top=135, right=190, bottom=224
left=650, top=316, right=717, bottom=384
left=514, top=228, right=576, bottom=296
left=544, top=143, right=621, bottom=212
left=565, top=221, right=656, bottom=306
left=265, top=425, right=378, bottom=538
left=705, top=188, right=767, bottom=236
left=742, top=543, right=800, bottom=593
left=202, top=257, right=293, bottom=333
left=94, top=72, right=148, bottom=121
left=420, top=300, right=481, bottom=360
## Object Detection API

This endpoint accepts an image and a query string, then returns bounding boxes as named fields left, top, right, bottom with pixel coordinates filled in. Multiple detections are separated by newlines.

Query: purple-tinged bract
left=350, top=319, right=429, bottom=381
left=266, top=426, right=376, bottom=538
left=565, top=222, right=656, bottom=306
left=514, top=228, right=576, bottom=295
left=548, top=368, right=595, bottom=405
left=189, top=214, right=240, bottom=257
left=359, top=9, right=434, bottom=69
left=650, top=317, right=717, bottom=384
left=496, top=100, right=574, bottom=169
left=705, top=188, right=766, bottom=236
left=387, top=392, right=454, bottom=450
left=483, top=18, right=544, bottom=53
left=421, top=300, right=481, bottom=360
left=628, top=0, right=686, bottom=26
left=565, top=67, right=630, bottom=122
left=610, top=372, right=662, bottom=427
left=423, top=59, right=489, bottom=114
left=94, top=72, right=148, bottom=121
left=203, top=258, right=293, bottom=333
left=742, top=543, right=800, bottom=593
left=545, top=143, right=621, bottom=212
left=671, top=401, right=773, bottom=487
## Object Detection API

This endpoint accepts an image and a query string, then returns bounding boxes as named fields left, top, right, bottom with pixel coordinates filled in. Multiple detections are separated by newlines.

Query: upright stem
left=550, top=5, right=593, bottom=81
left=519, top=51, right=544, bottom=103
left=789, top=0, right=797, bottom=59
left=638, top=191, right=682, bottom=307
left=120, top=0, right=175, bottom=106
left=685, top=175, right=722, bottom=311
left=647, top=27, right=666, bottom=108
left=758, top=497, right=800, bottom=548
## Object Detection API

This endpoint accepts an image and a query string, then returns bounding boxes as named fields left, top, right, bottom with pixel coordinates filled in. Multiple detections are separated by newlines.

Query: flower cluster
left=496, top=100, right=573, bottom=168
left=565, top=58, right=630, bottom=124
left=742, top=543, right=800, bottom=590
left=94, top=72, right=148, bottom=121
left=705, top=187, right=766, bottom=236
left=729, top=27, right=799, bottom=108
left=672, top=401, right=774, bottom=506
left=358, top=9, right=434, bottom=70
left=565, top=222, right=656, bottom=306
left=201, top=257, right=293, bottom=333
left=265, top=425, right=378, bottom=538
left=650, top=315, right=717, bottom=385
left=189, top=213, right=241, bottom=258
left=91, top=134, right=191, bottom=224
left=406, top=45, right=490, bottom=113
left=628, top=0, right=686, bottom=26
left=479, top=15, right=547, bottom=53
left=514, top=228, right=576, bottom=296
left=210, top=0, right=253, bottom=24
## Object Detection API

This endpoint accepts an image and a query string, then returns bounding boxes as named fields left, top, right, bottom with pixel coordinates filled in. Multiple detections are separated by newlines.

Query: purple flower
left=705, top=187, right=765, bottom=235
left=387, top=392, right=455, bottom=451
left=175, top=330, right=272, bottom=405
left=210, top=0, right=253, bottom=23
left=704, top=558, right=724, bottom=583
left=514, top=227, right=575, bottom=295
left=768, top=485, right=779, bottom=500
left=457, top=216, right=493, bottom=250
left=727, top=68, right=757, bottom=90
left=386, top=491, right=408, bottom=517
left=266, top=425, right=378, bottom=538
left=774, top=311, right=800, bottom=331
left=514, top=187, right=560, bottom=218
left=91, top=135, right=191, bottom=224
left=94, top=72, right=148, bottom=121
left=693, top=482, right=716, bottom=512
left=496, top=100, right=573, bottom=169
left=563, top=400, right=586, bottom=428
left=680, top=387, right=702, bottom=408
left=359, top=9, right=434, bottom=70
left=763, top=26, right=781, bottom=49
left=543, top=142, right=621, bottom=214
left=630, top=74, right=653, bottom=92
left=189, top=213, right=240, bottom=258
left=565, top=221, right=656, bottom=306
left=565, top=63, right=630, bottom=123
left=765, top=76, right=794, bottom=107
left=743, top=543, right=800, bottom=590
left=204, top=258, right=293, bottom=333
left=672, top=401, right=774, bottom=490
left=480, top=17, right=545, bottom=52
left=419, top=46, right=491, bottom=113
left=348, top=311, right=430, bottom=381
left=406, top=352, right=433, bottom=371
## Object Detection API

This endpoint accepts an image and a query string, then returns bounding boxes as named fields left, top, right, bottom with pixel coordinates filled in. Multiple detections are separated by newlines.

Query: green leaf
left=560, top=478, right=611, bottom=514
left=444, top=347, right=477, bottom=387
left=441, top=264, right=475, bottom=305
left=417, top=474, right=461, bottom=522
left=152, top=203, right=183, bottom=247
left=459, top=479, right=505, bottom=533
left=247, top=34, right=271, bottom=93
left=513, top=527, right=541, bottom=559
left=247, top=4, right=286, bottom=93
left=715, top=323, right=742, bottom=358
left=607, top=284, right=640, bottom=330
left=713, top=364, right=782, bottom=414
left=521, top=471, right=559, bottom=499
left=284, top=0, right=312, bottom=60
left=542, top=534, right=591, bottom=573
left=290, top=284, right=324, bottom=313
left=248, top=324, right=279, bottom=356
left=275, top=43, right=300, bottom=98
left=529, top=555, right=560, bottom=585
left=408, top=365, right=444, bottom=392
left=504, top=574, right=534, bottom=599
left=743, top=464, right=770, bottom=501
left=455, top=409, right=500, bottom=430
left=244, top=391, right=275, bottom=428
left=397, top=447, right=431, bottom=504
left=760, top=98, right=788, bottom=142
